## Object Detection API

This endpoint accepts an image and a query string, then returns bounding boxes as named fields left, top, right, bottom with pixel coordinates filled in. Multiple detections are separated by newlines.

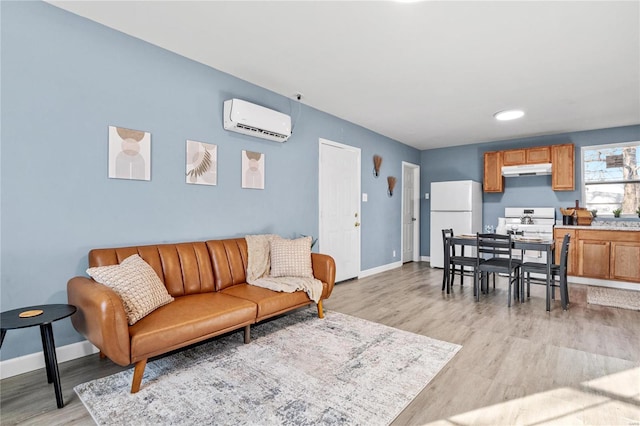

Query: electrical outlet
left=393, top=250, right=396, bottom=257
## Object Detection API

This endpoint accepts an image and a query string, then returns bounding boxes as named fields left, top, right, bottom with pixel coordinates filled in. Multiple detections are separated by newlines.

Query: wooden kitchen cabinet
left=483, top=151, right=503, bottom=192
left=551, top=143, right=575, bottom=191
left=526, top=146, right=551, bottom=164
left=502, top=146, right=551, bottom=166
left=560, top=227, right=640, bottom=283
left=578, top=239, right=610, bottom=279
left=502, top=149, right=526, bottom=166
left=611, top=241, right=640, bottom=282
left=482, top=143, right=574, bottom=192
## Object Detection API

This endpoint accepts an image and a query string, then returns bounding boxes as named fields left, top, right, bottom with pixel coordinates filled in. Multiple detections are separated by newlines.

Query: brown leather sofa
left=67, top=238, right=336, bottom=393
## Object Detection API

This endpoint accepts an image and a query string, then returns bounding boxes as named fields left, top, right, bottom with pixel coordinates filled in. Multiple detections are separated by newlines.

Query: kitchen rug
left=75, top=309, right=461, bottom=426
left=587, top=286, right=640, bottom=311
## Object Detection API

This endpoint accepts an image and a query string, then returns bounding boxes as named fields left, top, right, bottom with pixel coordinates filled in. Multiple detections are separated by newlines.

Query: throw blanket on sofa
left=245, top=234, right=323, bottom=303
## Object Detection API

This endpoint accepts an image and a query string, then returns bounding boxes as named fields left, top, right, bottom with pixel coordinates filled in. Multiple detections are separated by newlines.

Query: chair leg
left=560, top=276, right=568, bottom=310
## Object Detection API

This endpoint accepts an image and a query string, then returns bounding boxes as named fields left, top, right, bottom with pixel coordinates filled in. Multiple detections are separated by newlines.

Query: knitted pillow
left=269, top=236, right=314, bottom=278
left=86, top=254, right=174, bottom=325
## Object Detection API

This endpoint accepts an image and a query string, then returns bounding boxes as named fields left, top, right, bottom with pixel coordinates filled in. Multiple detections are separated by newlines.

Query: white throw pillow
left=269, top=236, right=314, bottom=278
left=86, top=254, right=174, bottom=325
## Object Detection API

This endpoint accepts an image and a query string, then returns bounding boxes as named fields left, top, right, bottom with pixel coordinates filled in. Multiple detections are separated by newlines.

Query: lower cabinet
left=578, top=239, right=610, bottom=279
left=611, top=242, right=640, bottom=282
left=556, top=228, right=640, bottom=283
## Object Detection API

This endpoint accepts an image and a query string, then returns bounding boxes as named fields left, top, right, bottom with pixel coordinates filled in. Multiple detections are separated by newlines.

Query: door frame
left=318, top=138, right=362, bottom=280
left=401, top=161, right=420, bottom=263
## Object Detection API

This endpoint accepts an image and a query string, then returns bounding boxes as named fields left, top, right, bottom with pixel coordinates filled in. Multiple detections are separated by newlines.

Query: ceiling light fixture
left=494, top=109, right=525, bottom=121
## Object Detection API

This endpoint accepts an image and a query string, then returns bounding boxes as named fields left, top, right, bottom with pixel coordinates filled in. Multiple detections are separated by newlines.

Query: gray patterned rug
left=587, top=286, right=640, bottom=311
left=75, top=309, right=461, bottom=425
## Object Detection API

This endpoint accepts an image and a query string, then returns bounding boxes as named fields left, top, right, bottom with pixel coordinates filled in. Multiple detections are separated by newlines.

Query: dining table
left=445, top=234, right=556, bottom=311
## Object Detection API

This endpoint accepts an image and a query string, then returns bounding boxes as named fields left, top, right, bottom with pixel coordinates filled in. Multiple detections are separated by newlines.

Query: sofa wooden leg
left=317, top=300, right=324, bottom=319
left=99, top=351, right=106, bottom=359
left=244, top=325, right=251, bottom=344
left=131, top=359, right=147, bottom=393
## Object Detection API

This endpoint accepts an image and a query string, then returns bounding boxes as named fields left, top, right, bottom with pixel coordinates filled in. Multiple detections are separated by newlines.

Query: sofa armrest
left=311, top=253, right=336, bottom=299
left=67, top=276, right=131, bottom=366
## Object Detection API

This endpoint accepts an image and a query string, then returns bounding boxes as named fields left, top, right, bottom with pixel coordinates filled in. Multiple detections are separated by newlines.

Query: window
left=582, top=141, right=640, bottom=216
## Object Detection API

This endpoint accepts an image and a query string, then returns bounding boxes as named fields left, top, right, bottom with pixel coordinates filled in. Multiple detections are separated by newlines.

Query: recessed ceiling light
left=494, top=109, right=525, bottom=121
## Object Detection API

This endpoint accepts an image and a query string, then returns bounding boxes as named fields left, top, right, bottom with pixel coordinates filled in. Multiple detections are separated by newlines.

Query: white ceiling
left=48, top=1, right=640, bottom=150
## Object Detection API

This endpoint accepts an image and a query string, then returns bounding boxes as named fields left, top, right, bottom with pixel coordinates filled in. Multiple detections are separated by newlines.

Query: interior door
left=402, top=164, right=417, bottom=263
left=319, top=139, right=361, bottom=282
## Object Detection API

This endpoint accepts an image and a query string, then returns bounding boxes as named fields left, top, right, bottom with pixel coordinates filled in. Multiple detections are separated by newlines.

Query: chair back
left=558, top=233, right=571, bottom=274
left=476, top=233, right=513, bottom=265
left=442, top=228, right=454, bottom=258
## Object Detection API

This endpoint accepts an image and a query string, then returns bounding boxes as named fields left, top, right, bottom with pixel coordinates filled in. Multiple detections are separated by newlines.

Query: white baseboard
left=0, top=340, right=99, bottom=380
left=359, top=261, right=403, bottom=278
left=421, top=256, right=430, bottom=263
left=567, top=276, right=639, bottom=291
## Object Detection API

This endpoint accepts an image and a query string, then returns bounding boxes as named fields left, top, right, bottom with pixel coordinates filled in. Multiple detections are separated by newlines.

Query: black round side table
left=1, top=304, right=77, bottom=408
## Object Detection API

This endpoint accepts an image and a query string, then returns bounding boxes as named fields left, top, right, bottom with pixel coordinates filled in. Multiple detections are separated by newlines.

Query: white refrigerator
left=429, top=180, right=483, bottom=268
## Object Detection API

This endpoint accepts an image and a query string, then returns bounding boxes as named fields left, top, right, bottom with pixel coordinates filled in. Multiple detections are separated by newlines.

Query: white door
left=319, top=139, right=361, bottom=282
left=402, top=163, right=420, bottom=263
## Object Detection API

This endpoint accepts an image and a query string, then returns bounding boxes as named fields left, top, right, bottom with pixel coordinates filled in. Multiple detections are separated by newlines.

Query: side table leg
left=40, top=324, right=64, bottom=408
left=39, top=326, right=53, bottom=383
left=1, top=329, right=6, bottom=348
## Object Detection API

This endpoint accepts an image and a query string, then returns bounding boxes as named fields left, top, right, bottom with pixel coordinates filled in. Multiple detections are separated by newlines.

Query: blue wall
left=0, top=2, right=419, bottom=360
left=420, top=125, right=640, bottom=255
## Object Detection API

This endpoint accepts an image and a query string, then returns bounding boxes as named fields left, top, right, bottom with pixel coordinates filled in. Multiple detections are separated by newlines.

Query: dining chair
left=441, top=229, right=453, bottom=292
left=441, top=229, right=476, bottom=294
left=521, top=233, right=570, bottom=310
left=475, top=233, right=522, bottom=307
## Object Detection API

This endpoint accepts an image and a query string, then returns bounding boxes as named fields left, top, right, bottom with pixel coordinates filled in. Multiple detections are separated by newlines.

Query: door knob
left=355, top=222, right=361, bottom=227
left=412, top=217, right=417, bottom=221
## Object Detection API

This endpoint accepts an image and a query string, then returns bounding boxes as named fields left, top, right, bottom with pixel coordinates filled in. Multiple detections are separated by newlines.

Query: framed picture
left=241, top=150, right=264, bottom=189
left=108, top=126, right=151, bottom=181
left=186, top=140, right=217, bottom=186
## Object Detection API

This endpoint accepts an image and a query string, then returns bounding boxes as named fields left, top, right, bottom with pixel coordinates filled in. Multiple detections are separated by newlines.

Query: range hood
left=501, top=163, right=552, bottom=177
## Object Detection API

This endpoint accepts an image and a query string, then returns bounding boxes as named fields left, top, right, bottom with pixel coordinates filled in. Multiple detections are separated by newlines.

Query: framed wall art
left=241, top=150, right=264, bottom=189
left=186, top=140, right=217, bottom=186
left=108, top=126, right=151, bottom=181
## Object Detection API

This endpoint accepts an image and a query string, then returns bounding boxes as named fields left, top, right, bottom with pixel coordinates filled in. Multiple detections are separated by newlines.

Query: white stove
left=504, top=207, right=555, bottom=265
left=504, top=207, right=555, bottom=239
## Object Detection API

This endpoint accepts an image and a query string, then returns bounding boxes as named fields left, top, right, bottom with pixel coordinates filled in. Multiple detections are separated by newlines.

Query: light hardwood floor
left=1, top=262, right=639, bottom=425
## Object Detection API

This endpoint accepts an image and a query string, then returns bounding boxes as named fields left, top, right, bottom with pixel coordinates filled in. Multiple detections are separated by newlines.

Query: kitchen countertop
left=555, top=225, right=640, bottom=231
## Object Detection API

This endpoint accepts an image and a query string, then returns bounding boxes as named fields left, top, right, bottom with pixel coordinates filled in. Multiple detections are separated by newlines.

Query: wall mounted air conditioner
left=501, top=163, right=552, bottom=177
left=223, top=98, right=291, bottom=142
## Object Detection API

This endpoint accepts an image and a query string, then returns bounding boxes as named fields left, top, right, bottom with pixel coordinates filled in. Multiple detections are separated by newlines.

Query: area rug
left=587, top=286, right=640, bottom=311
left=75, top=309, right=461, bottom=425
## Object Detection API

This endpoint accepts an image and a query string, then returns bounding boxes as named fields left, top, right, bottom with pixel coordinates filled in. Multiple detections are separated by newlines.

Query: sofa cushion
left=221, top=284, right=312, bottom=321
left=269, top=236, right=313, bottom=278
left=86, top=254, right=174, bottom=325
left=128, top=292, right=257, bottom=361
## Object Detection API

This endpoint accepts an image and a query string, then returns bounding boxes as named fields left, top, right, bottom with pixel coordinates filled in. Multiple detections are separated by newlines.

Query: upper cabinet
left=502, top=146, right=551, bottom=166
left=502, top=149, right=526, bottom=166
left=483, top=151, right=504, bottom=192
left=483, top=143, right=574, bottom=192
left=551, top=144, right=575, bottom=191
left=526, top=146, right=551, bottom=164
